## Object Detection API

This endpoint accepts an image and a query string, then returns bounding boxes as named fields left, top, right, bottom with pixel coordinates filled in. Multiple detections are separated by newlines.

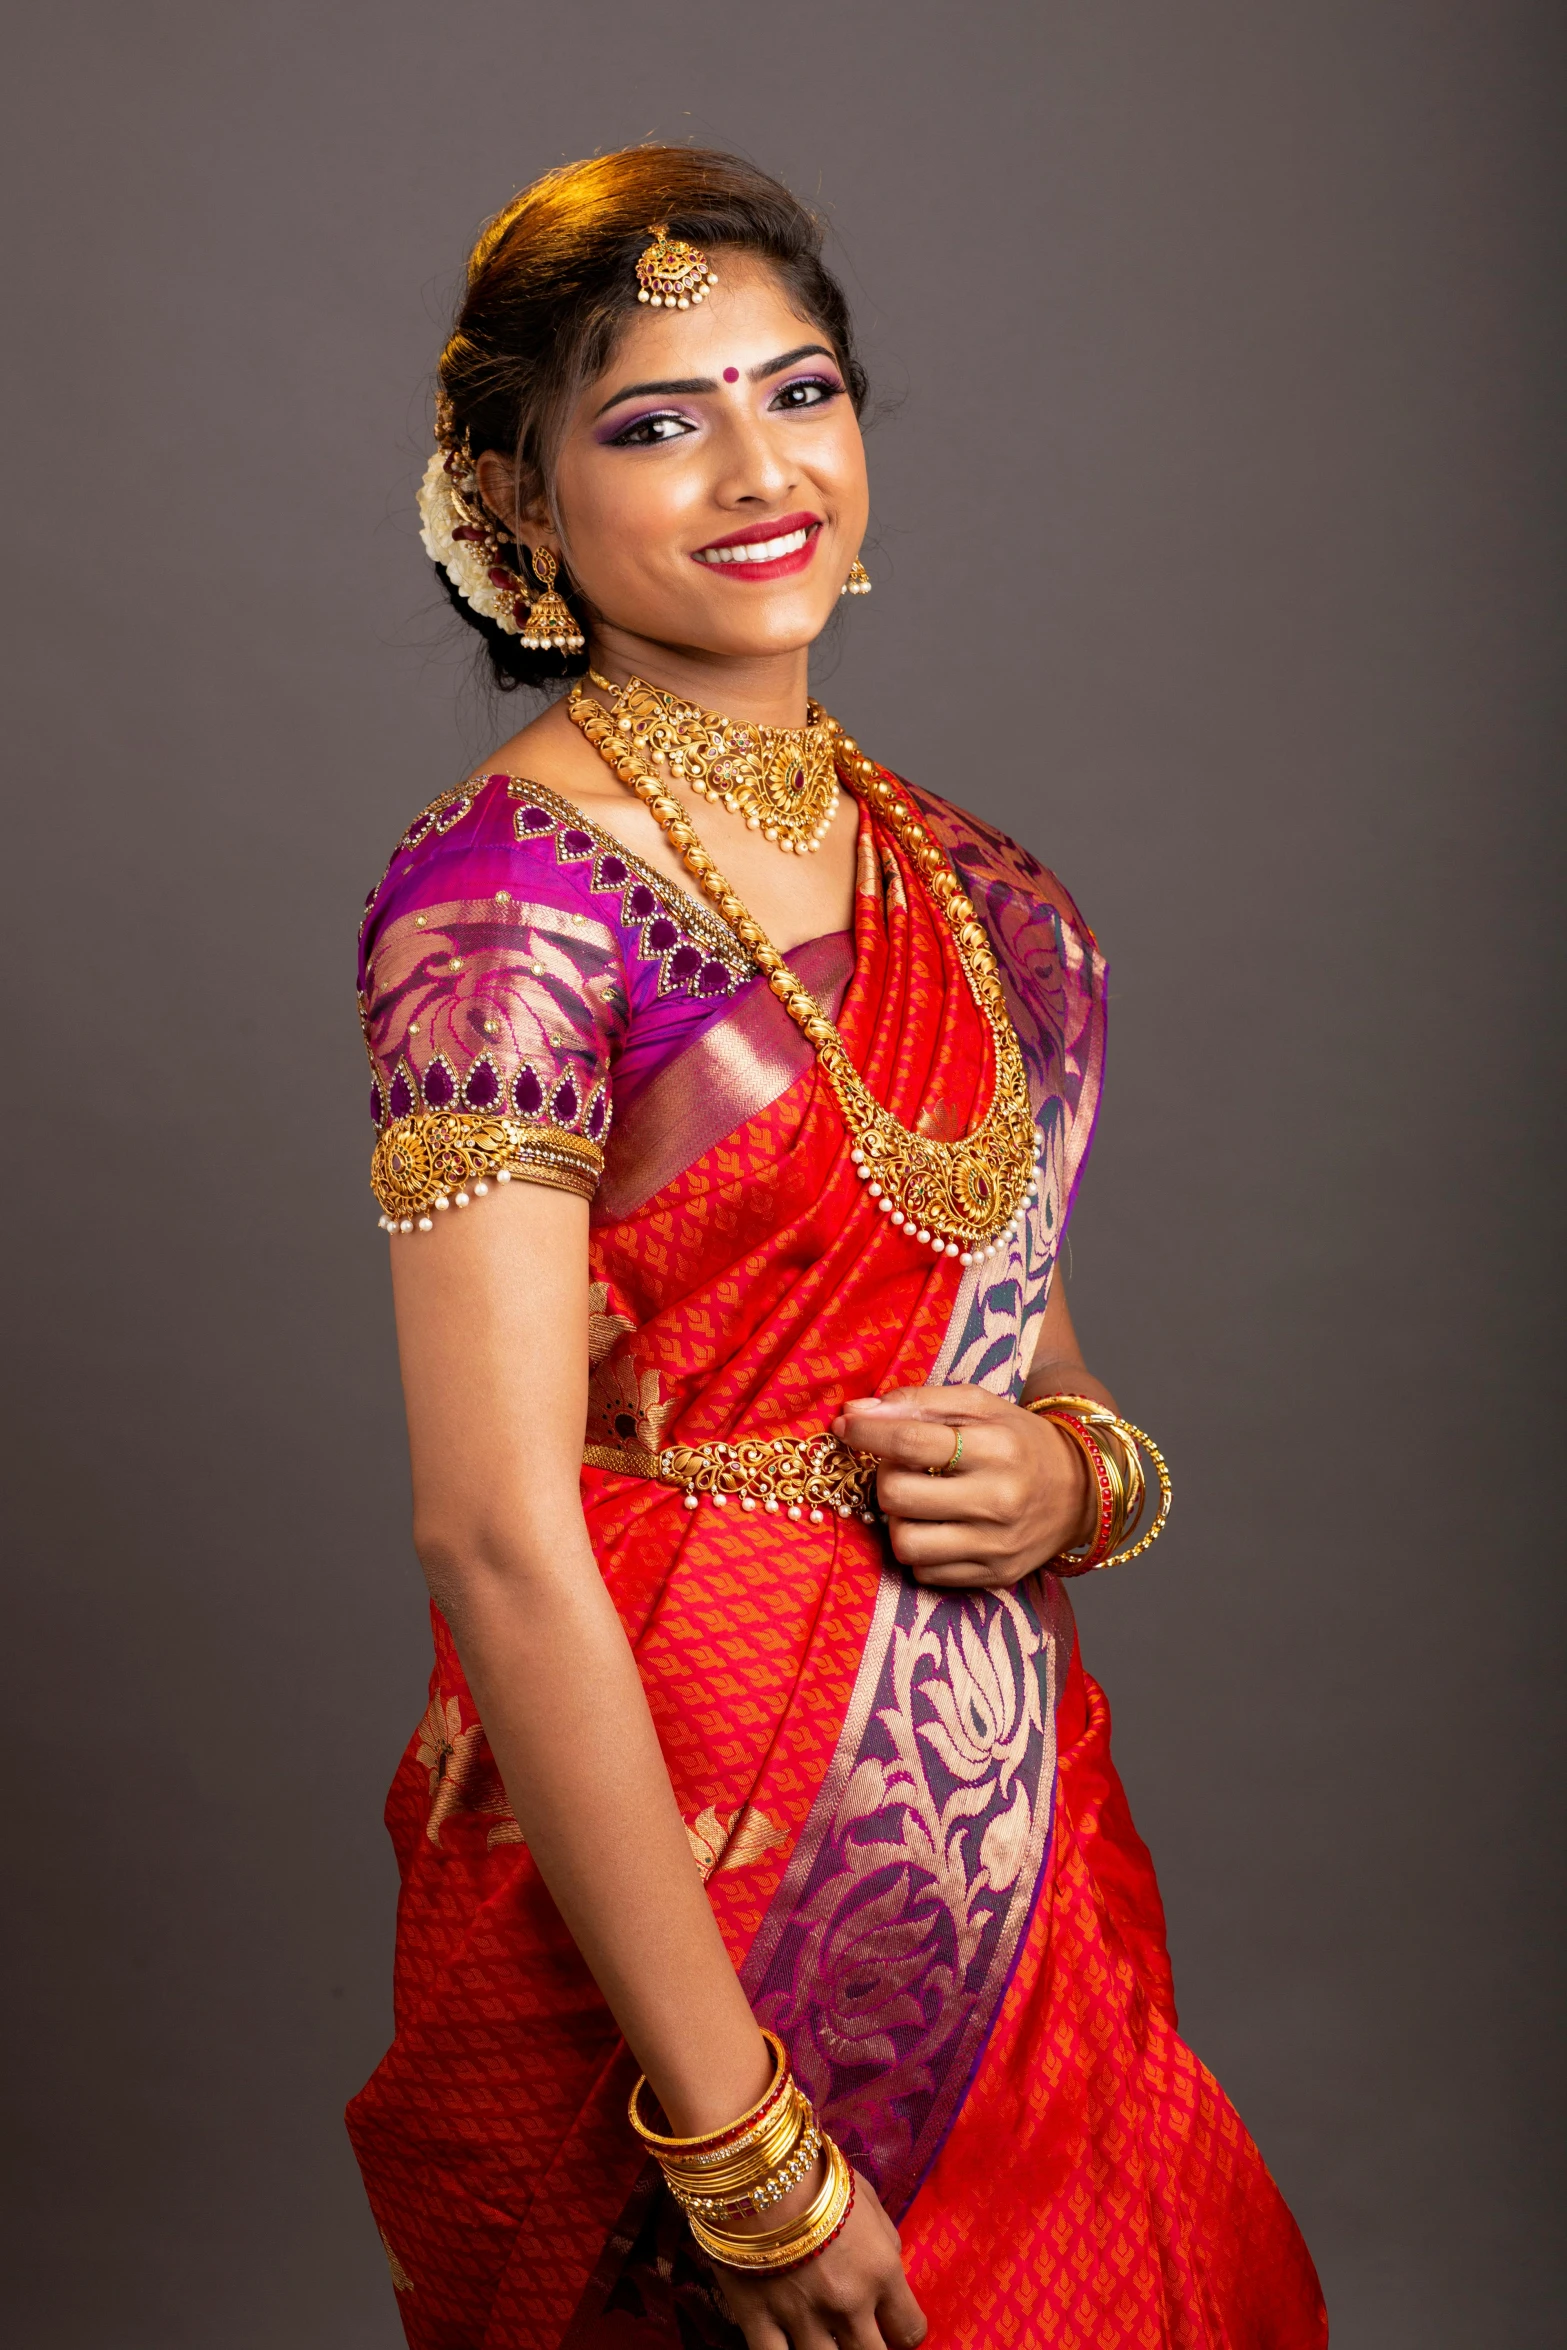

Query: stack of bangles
left=629, top=2029, right=854, bottom=2274
left=1025, top=1393, right=1173, bottom=1574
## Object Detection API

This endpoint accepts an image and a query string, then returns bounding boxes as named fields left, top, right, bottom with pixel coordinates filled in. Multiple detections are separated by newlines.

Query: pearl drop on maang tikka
left=635, top=224, right=718, bottom=310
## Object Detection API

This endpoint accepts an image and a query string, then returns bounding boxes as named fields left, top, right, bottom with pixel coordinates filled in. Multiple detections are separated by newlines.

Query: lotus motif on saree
left=742, top=1571, right=1071, bottom=2213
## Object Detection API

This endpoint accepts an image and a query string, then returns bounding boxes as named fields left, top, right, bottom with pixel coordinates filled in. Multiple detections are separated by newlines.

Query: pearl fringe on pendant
left=849, top=1153, right=1039, bottom=1264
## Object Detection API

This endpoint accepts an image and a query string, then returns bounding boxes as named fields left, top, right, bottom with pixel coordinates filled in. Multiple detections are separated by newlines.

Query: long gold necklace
left=567, top=681, right=1038, bottom=1263
left=584, top=669, right=839, bottom=855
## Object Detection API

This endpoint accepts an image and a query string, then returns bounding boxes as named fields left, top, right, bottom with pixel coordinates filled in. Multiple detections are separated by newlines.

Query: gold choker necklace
left=584, top=670, right=840, bottom=855
left=566, top=687, right=1039, bottom=1260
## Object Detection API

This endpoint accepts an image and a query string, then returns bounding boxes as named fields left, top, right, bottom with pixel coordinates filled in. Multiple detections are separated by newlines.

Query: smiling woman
left=348, top=146, right=1327, bottom=2350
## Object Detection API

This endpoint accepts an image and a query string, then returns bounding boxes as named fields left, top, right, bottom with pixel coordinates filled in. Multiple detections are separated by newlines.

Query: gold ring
left=926, top=1425, right=963, bottom=1477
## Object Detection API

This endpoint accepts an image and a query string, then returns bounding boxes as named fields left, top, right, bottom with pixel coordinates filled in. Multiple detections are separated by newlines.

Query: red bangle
left=1037, top=1409, right=1116, bottom=1571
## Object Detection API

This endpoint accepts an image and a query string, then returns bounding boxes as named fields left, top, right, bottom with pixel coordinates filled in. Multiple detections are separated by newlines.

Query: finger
left=877, top=2273, right=929, bottom=2350
left=834, top=2319, right=893, bottom=2350
left=885, top=1518, right=1007, bottom=1584
left=728, top=2311, right=791, bottom=2350
left=907, top=1558, right=1004, bottom=1588
left=885, top=1503, right=1013, bottom=1558
left=871, top=1384, right=1006, bottom=1418
left=788, top=2319, right=845, bottom=2350
left=846, top=1414, right=978, bottom=1473
left=874, top=1458, right=1016, bottom=1522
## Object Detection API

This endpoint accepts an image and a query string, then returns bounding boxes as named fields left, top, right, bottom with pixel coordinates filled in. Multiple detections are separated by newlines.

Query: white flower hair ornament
left=417, top=437, right=584, bottom=655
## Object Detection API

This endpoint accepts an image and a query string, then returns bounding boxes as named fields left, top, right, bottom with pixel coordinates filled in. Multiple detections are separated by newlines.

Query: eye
left=770, top=375, right=844, bottom=413
left=610, top=410, right=696, bottom=448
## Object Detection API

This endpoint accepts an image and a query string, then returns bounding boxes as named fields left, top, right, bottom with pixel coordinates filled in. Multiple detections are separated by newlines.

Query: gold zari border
left=584, top=1432, right=879, bottom=1523
left=372, top=1110, right=602, bottom=1223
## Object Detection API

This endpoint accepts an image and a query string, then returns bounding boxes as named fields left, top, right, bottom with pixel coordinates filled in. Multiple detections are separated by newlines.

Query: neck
left=584, top=626, right=813, bottom=729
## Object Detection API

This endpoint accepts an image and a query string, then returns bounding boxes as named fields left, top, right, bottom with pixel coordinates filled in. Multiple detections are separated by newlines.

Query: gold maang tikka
left=584, top=670, right=840, bottom=855
left=635, top=224, right=718, bottom=310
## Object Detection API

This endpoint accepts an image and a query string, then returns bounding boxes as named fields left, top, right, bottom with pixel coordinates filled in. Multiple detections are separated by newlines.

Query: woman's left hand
left=832, top=1385, right=1097, bottom=1590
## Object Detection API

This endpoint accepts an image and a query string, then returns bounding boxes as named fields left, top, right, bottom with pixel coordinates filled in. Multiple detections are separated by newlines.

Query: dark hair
left=434, top=145, right=868, bottom=691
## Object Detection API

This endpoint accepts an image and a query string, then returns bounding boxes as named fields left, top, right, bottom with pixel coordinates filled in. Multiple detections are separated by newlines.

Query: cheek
left=558, top=455, right=710, bottom=595
left=804, top=425, right=870, bottom=542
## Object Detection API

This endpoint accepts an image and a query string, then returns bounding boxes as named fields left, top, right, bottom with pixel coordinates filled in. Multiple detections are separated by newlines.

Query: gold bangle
left=659, top=2086, right=810, bottom=2203
left=668, top=2113, right=824, bottom=2219
left=1096, top=1418, right=1171, bottom=1567
left=686, top=2134, right=855, bottom=2274
left=1053, top=1399, right=1146, bottom=1534
left=1041, top=1408, right=1127, bottom=1564
left=1024, top=1395, right=1170, bottom=1570
left=628, top=2028, right=790, bottom=2157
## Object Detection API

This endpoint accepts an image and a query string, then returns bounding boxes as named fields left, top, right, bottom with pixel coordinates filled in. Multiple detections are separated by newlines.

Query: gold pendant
left=566, top=689, right=1038, bottom=1258
left=587, top=673, right=840, bottom=856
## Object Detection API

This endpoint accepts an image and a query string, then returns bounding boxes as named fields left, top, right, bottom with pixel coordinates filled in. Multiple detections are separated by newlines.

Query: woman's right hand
left=713, top=2169, right=927, bottom=2350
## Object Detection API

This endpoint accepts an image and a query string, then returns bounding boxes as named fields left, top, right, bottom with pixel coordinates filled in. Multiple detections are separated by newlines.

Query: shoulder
left=359, top=770, right=573, bottom=961
left=357, top=767, right=748, bottom=1006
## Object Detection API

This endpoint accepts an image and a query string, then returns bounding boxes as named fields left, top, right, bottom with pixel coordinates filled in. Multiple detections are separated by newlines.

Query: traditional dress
left=348, top=753, right=1326, bottom=2349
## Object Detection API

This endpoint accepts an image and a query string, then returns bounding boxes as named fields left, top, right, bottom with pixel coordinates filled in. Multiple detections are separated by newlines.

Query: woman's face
left=539, top=256, right=869, bottom=661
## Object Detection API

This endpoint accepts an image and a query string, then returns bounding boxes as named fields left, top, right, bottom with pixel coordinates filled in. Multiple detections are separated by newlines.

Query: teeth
left=697, top=527, right=811, bottom=566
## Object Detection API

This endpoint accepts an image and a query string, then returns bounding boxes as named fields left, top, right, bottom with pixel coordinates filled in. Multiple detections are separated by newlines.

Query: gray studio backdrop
left=4, top=5, right=1562, bottom=2345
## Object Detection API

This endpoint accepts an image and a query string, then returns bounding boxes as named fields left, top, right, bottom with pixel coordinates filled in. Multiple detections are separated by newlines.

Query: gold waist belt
left=582, top=1433, right=879, bottom=1525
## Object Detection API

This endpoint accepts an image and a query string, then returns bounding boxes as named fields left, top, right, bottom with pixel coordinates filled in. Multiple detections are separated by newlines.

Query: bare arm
left=1020, top=1269, right=1116, bottom=1411
left=389, top=1181, right=924, bottom=2344
left=391, top=1178, right=768, bottom=2134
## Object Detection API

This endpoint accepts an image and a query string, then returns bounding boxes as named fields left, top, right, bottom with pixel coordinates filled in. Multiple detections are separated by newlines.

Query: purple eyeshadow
left=593, top=405, right=693, bottom=446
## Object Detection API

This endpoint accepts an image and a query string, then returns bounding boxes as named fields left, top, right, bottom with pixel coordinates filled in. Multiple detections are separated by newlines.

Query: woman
left=349, top=146, right=1327, bottom=2350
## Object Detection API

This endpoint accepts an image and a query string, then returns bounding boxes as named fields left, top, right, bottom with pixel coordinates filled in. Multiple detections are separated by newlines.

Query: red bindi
left=722, top=366, right=739, bottom=383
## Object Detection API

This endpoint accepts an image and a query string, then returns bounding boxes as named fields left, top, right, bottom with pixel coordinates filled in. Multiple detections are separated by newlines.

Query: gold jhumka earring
left=840, top=557, right=872, bottom=598
left=520, top=547, right=585, bottom=656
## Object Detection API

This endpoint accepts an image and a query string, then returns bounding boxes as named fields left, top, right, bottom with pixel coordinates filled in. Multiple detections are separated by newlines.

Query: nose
left=707, top=399, right=799, bottom=511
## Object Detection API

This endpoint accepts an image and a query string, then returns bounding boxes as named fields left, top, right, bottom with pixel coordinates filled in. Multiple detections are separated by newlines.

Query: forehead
left=588, top=256, right=823, bottom=390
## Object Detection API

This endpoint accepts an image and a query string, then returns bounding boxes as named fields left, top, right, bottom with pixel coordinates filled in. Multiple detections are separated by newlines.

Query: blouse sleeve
left=358, top=791, right=628, bottom=1232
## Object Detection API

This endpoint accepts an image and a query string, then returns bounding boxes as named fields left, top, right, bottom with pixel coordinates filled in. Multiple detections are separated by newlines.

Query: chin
left=682, top=589, right=839, bottom=658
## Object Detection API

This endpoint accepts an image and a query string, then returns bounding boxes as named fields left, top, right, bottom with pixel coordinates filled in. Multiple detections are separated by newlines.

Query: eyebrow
left=592, top=343, right=837, bottom=419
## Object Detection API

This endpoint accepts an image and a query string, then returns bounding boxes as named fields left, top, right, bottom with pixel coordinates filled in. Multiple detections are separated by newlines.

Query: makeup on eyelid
left=593, top=406, right=691, bottom=446
left=594, top=368, right=847, bottom=445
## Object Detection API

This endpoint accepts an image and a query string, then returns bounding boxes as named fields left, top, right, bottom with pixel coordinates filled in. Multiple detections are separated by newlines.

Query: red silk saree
left=349, top=756, right=1327, bottom=2349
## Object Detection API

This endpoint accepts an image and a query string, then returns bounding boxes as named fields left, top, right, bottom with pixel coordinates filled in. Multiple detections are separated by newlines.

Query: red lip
left=696, top=511, right=822, bottom=552
left=691, top=512, right=823, bottom=585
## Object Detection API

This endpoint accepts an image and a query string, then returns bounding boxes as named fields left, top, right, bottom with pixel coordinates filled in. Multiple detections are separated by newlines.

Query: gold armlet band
left=373, top=1110, right=602, bottom=1230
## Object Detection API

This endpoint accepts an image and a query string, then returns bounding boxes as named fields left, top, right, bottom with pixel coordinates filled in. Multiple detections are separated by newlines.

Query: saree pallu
left=349, top=763, right=1326, bottom=2349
